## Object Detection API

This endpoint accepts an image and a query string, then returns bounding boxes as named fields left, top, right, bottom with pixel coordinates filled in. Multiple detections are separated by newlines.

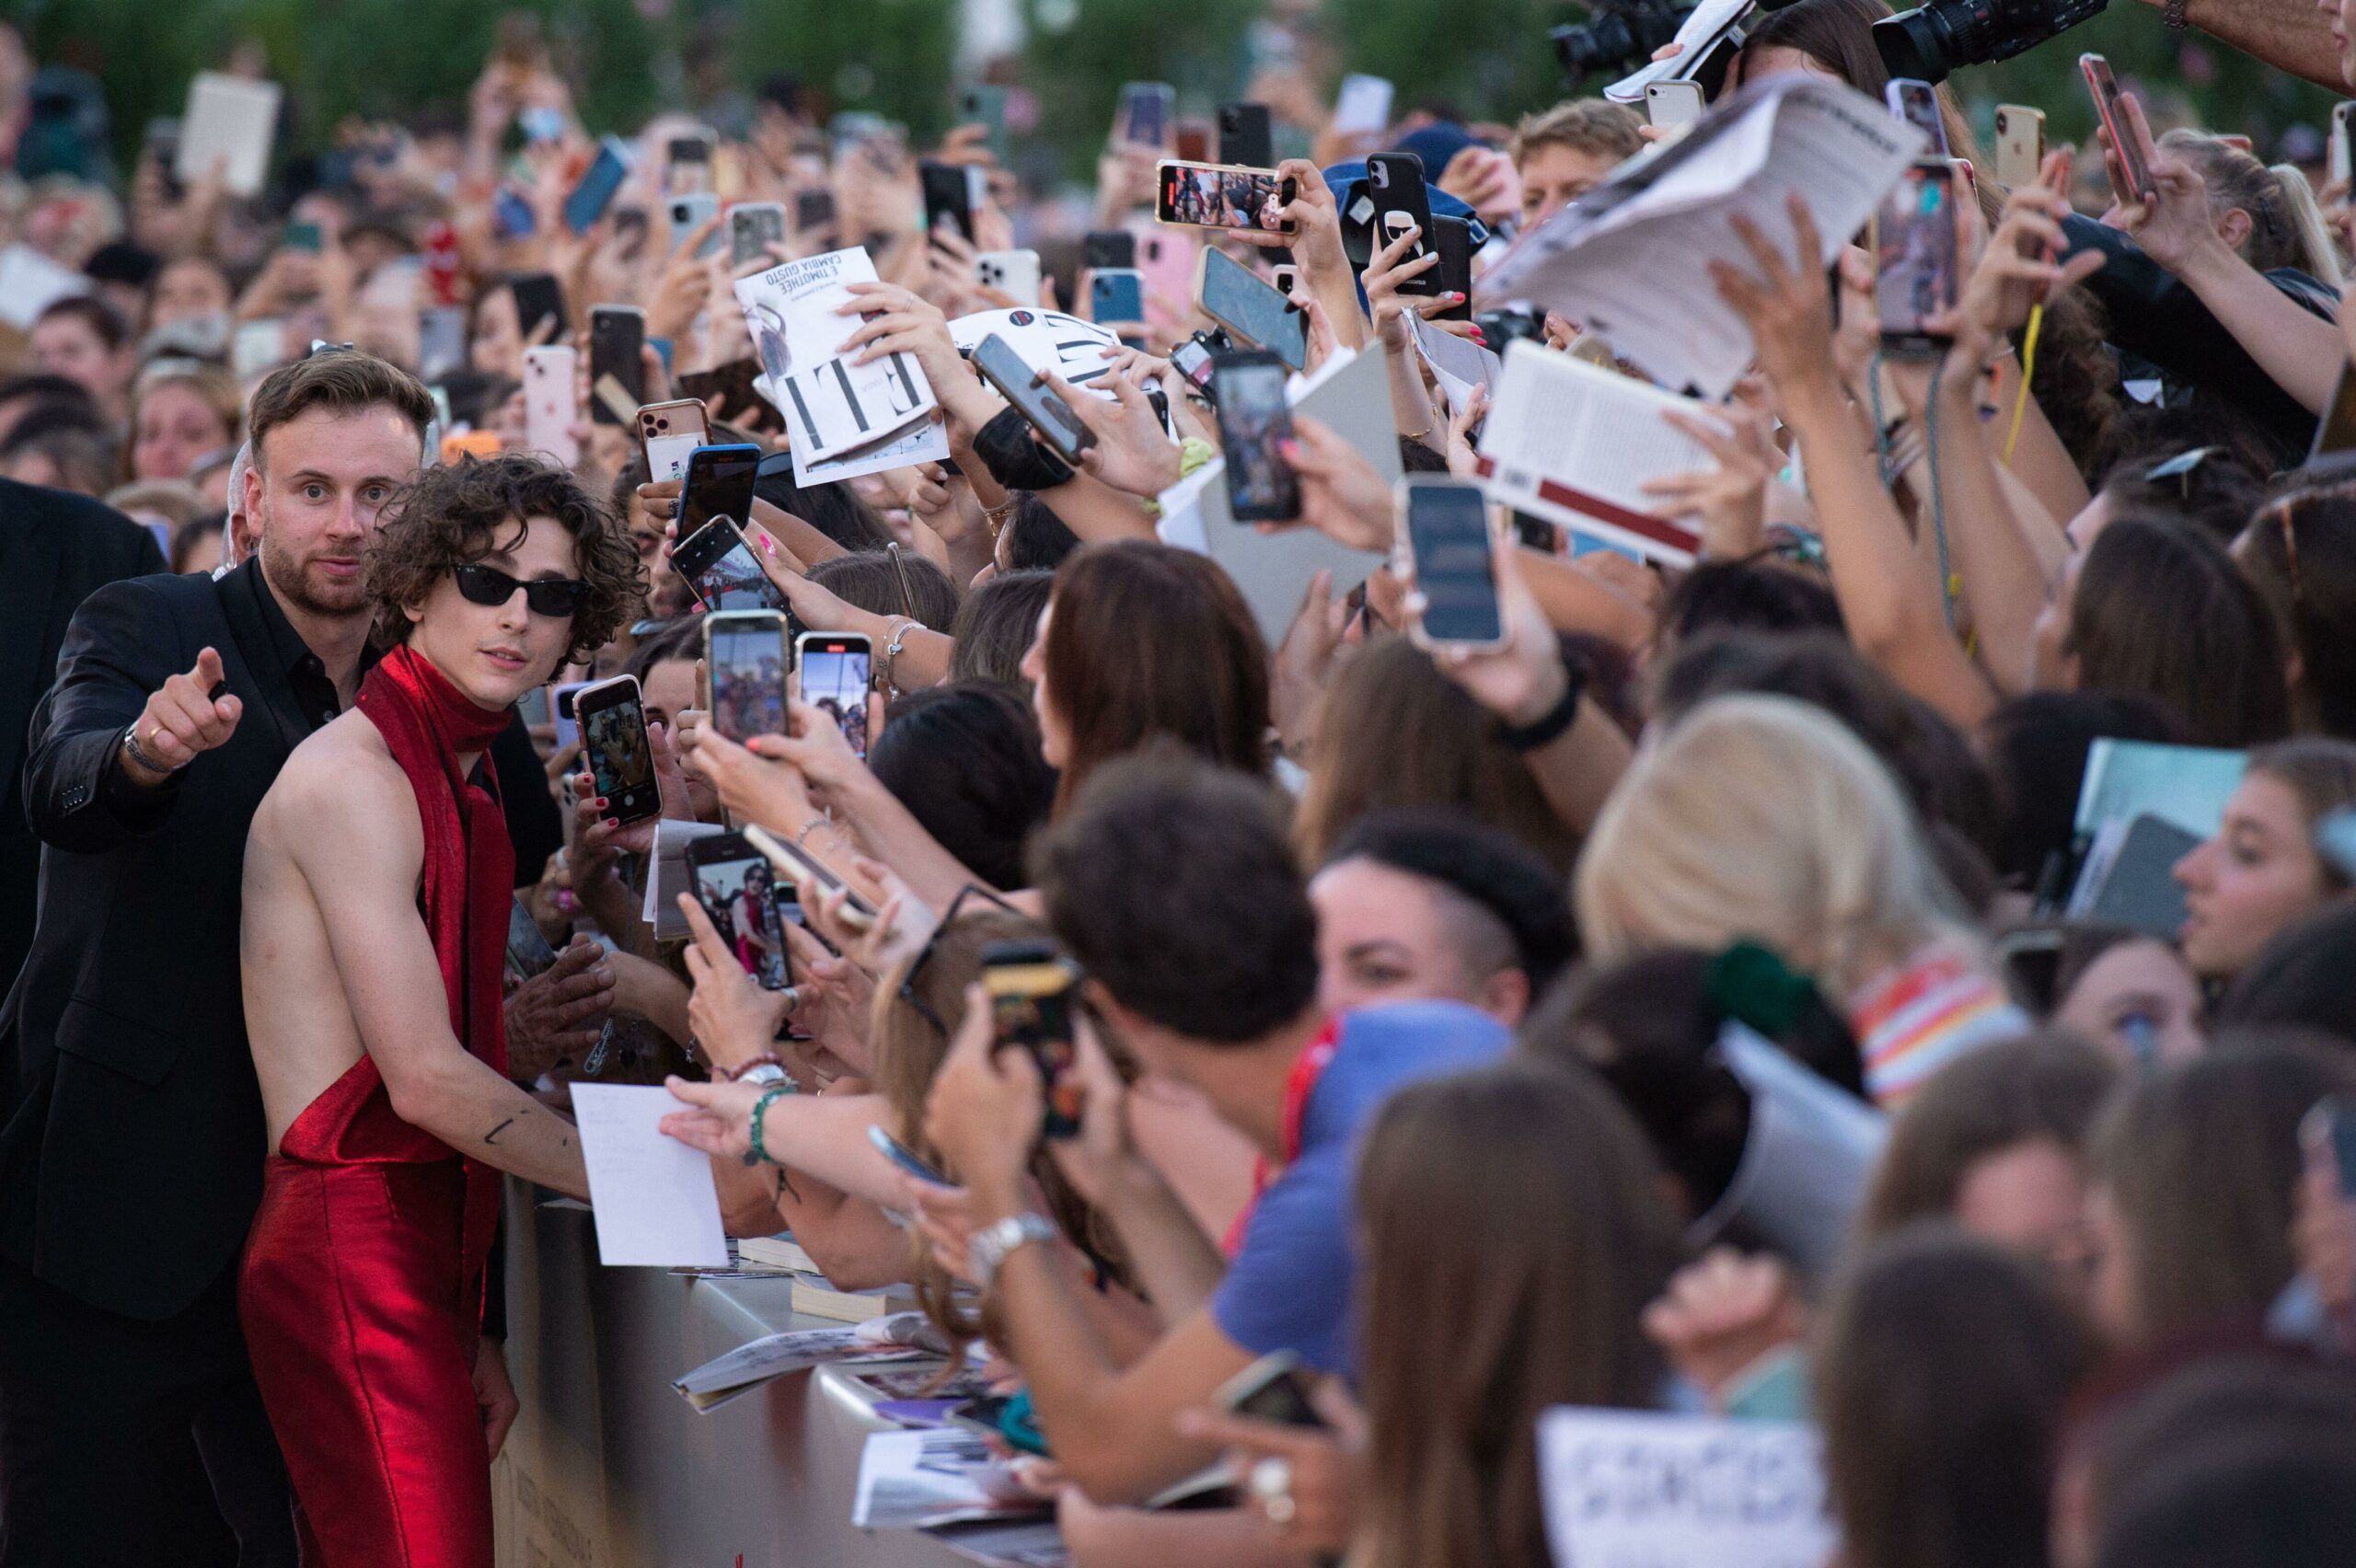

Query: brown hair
left=870, top=906, right=1126, bottom=1356
left=2240, top=484, right=2356, bottom=741
left=2086, top=1034, right=2356, bottom=1342
left=1296, top=634, right=1579, bottom=874
left=2156, top=131, right=2305, bottom=275
left=1357, top=1059, right=1678, bottom=1568
left=2245, top=737, right=2356, bottom=893
left=1816, top=1225, right=2095, bottom=1568
left=247, top=350, right=434, bottom=471
left=1508, top=98, right=1644, bottom=169
left=1040, top=542, right=1269, bottom=815
left=1857, top=1030, right=2118, bottom=1239
left=363, top=452, right=643, bottom=670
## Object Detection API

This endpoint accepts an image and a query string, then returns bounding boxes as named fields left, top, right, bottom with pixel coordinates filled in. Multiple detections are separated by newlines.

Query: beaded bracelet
left=743, top=1084, right=796, bottom=1168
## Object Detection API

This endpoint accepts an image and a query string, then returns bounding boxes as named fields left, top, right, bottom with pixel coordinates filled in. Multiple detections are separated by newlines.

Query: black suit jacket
left=0, top=480, right=167, bottom=997
left=0, top=558, right=340, bottom=1320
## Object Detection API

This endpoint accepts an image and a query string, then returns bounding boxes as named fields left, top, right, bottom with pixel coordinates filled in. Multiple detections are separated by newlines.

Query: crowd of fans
left=6, top=1, right=2356, bottom=1564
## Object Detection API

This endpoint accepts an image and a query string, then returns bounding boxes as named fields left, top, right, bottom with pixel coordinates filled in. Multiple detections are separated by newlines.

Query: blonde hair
left=2269, top=162, right=2345, bottom=287
left=1508, top=98, right=1645, bottom=171
left=1574, top=694, right=1971, bottom=997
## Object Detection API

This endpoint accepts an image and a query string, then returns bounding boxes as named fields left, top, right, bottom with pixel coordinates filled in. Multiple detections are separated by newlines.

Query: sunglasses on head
left=451, top=560, right=587, bottom=617
left=899, top=883, right=1027, bottom=1037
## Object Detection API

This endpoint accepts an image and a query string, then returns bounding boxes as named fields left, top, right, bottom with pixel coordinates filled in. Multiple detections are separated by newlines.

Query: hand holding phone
left=704, top=611, right=790, bottom=741
left=573, top=675, right=662, bottom=825
left=794, top=632, right=873, bottom=760
left=1211, top=352, right=1299, bottom=523
left=2080, top=54, right=2154, bottom=208
left=981, top=940, right=1083, bottom=1139
left=1400, top=476, right=1505, bottom=650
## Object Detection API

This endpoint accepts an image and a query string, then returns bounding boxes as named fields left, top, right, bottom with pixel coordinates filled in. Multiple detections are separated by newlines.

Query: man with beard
left=0, top=351, right=597, bottom=1564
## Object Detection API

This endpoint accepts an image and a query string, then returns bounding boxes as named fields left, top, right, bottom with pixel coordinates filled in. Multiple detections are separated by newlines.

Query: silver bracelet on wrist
left=121, top=721, right=185, bottom=778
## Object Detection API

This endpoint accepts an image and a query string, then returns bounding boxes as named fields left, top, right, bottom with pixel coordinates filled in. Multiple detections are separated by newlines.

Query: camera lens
left=1871, top=6, right=1958, bottom=83
left=1552, top=14, right=1637, bottom=81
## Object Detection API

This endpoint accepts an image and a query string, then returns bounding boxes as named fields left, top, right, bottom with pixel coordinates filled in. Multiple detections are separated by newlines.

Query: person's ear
left=1479, top=966, right=1533, bottom=1029
left=2218, top=207, right=2254, bottom=253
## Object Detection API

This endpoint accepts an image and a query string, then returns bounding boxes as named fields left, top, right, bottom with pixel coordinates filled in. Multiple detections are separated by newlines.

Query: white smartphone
left=667, top=191, right=722, bottom=256
left=522, top=345, right=579, bottom=467
left=975, top=248, right=1044, bottom=306
left=1644, top=81, right=1704, bottom=131
left=1993, top=104, right=2048, bottom=189
left=2334, top=103, right=2354, bottom=190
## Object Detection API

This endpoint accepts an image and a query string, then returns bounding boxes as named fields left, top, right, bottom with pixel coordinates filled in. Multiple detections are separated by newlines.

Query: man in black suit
left=0, top=351, right=610, bottom=1564
left=0, top=478, right=167, bottom=996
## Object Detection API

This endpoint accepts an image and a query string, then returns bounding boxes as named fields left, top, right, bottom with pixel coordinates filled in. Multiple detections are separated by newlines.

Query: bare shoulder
left=257, top=710, right=420, bottom=859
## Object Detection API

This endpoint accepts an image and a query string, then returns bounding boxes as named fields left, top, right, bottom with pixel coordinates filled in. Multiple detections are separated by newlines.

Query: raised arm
left=292, top=756, right=589, bottom=1198
left=2128, top=0, right=2347, bottom=93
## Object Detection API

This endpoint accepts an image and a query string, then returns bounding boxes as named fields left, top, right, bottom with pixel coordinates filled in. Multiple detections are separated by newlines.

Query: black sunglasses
left=452, top=560, right=587, bottom=617
left=899, top=883, right=1026, bottom=1037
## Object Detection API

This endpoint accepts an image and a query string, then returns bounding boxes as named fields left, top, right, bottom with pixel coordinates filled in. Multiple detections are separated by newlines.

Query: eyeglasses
left=451, top=560, right=588, bottom=617
left=898, top=883, right=1027, bottom=1037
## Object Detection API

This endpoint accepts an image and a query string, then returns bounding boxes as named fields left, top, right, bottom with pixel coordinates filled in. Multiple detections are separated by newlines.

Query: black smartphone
left=508, top=271, right=567, bottom=345
left=588, top=305, right=645, bottom=426
left=1154, top=161, right=1297, bottom=234
left=672, top=516, right=784, bottom=613
left=1877, top=161, right=1959, bottom=354
left=1365, top=152, right=1438, bottom=295
left=1083, top=229, right=1137, bottom=271
left=981, top=939, right=1082, bottom=1139
left=574, top=674, right=662, bottom=825
left=961, top=84, right=1012, bottom=159
left=1430, top=214, right=1474, bottom=323
left=683, top=831, right=794, bottom=991
left=793, top=189, right=837, bottom=238
left=679, top=442, right=763, bottom=539
left=1217, top=102, right=1274, bottom=170
left=1215, top=1351, right=1326, bottom=1429
left=1171, top=334, right=1220, bottom=403
left=971, top=333, right=1095, bottom=464
left=1403, top=476, right=1505, bottom=648
left=702, top=609, right=790, bottom=741
left=1197, top=248, right=1306, bottom=373
left=1210, top=351, right=1299, bottom=524
left=665, top=133, right=713, bottom=194
left=794, top=631, right=873, bottom=760
left=919, top=160, right=980, bottom=246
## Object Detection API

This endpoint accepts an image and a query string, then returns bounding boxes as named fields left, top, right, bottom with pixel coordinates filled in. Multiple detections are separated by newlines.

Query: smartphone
left=1400, top=475, right=1505, bottom=650
left=1197, top=248, right=1307, bottom=373
left=971, top=332, right=1095, bottom=465
left=573, top=674, right=662, bottom=825
left=1366, top=152, right=1438, bottom=295
left=960, top=84, right=1012, bottom=159
left=1116, top=82, right=1176, bottom=150
left=1170, top=334, right=1219, bottom=400
left=2080, top=54, right=2154, bottom=207
left=729, top=202, right=787, bottom=270
left=1211, top=351, right=1299, bottom=524
left=563, top=134, right=634, bottom=234
left=1174, top=120, right=1213, bottom=164
left=2302, top=1096, right=2356, bottom=1198
left=868, top=1124, right=953, bottom=1187
left=1217, top=101, right=1274, bottom=170
left=285, top=220, right=324, bottom=254
left=743, top=824, right=881, bottom=925
left=1645, top=81, right=1705, bottom=131
left=920, top=162, right=985, bottom=247
left=1993, top=104, right=2047, bottom=189
left=673, top=519, right=781, bottom=615
left=1876, top=161, right=1960, bottom=354
left=680, top=442, right=763, bottom=539
left=509, top=271, right=567, bottom=345
left=551, top=678, right=591, bottom=751
left=703, top=608, right=790, bottom=741
left=1430, top=215, right=1474, bottom=324
left=981, top=939, right=1082, bottom=1139
left=522, top=345, right=578, bottom=467
left=232, top=318, right=286, bottom=380
left=1089, top=267, right=1147, bottom=325
left=636, top=398, right=712, bottom=483
left=975, top=248, right=1043, bottom=306
left=794, top=631, right=874, bottom=760
left=418, top=304, right=468, bottom=383
left=1214, top=1351, right=1326, bottom=1429
left=793, top=189, right=837, bottom=238
left=1884, top=78, right=1948, bottom=156
left=588, top=305, right=645, bottom=426
left=1332, top=74, right=1396, bottom=139
left=665, top=133, right=714, bottom=195
left=1155, top=161, right=1296, bottom=234
left=684, top=831, right=795, bottom=991
left=1083, top=229, right=1138, bottom=271
left=666, top=192, right=722, bottom=257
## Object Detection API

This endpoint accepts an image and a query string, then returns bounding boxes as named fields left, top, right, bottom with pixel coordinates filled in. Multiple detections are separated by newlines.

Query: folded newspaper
left=1475, top=340, right=1719, bottom=565
left=672, top=1311, right=942, bottom=1412
left=1480, top=75, right=1925, bottom=399
left=735, top=247, right=949, bottom=484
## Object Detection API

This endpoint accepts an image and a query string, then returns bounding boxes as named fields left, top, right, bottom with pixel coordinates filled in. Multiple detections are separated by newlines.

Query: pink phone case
left=523, top=346, right=579, bottom=467
left=1135, top=226, right=1198, bottom=317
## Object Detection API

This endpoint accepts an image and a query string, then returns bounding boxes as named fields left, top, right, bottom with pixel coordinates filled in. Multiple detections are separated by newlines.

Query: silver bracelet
left=121, top=721, right=186, bottom=778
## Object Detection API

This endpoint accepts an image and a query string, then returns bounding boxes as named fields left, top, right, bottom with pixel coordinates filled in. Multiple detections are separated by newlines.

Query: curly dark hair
left=364, top=452, right=644, bottom=669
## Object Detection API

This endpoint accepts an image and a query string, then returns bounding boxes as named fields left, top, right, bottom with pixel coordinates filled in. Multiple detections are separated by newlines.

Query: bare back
left=242, top=709, right=422, bottom=1151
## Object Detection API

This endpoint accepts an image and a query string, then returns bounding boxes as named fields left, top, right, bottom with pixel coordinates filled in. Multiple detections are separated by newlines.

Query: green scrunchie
left=1707, top=940, right=1814, bottom=1040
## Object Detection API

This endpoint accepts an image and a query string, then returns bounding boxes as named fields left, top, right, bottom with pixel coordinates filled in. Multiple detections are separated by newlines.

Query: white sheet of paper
left=0, top=245, right=91, bottom=329
left=571, top=1083, right=729, bottom=1269
left=1538, top=1407, right=1836, bottom=1568
left=178, top=73, right=283, bottom=199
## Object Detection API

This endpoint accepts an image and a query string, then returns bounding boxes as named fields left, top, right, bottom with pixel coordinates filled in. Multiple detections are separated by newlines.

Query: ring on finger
left=1247, top=1456, right=1295, bottom=1527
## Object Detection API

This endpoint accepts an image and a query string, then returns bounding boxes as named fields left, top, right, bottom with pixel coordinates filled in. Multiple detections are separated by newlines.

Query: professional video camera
left=1873, top=0, right=2111, bottom=84
left=1553, top=0, right=1696, bottom=86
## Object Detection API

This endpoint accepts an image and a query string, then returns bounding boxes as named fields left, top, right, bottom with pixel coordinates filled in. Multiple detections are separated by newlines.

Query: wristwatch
left=734, top=1061, right=794, bottom=1089
left=967, top=1213, right=1057, bottom=1292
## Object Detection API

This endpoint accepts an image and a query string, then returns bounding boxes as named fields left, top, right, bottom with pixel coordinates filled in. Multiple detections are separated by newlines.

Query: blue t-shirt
left=1209, top=1000, right=1508, bottom=1373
